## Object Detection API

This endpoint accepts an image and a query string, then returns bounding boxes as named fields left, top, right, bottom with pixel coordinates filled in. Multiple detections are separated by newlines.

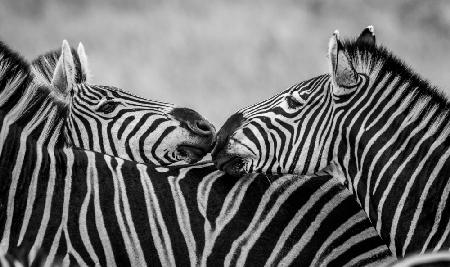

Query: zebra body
left=212, top=26, right=450, bottom=257
left=0, top=39, right=394, bottom=266
left=2, top=150, right=393, bottom=266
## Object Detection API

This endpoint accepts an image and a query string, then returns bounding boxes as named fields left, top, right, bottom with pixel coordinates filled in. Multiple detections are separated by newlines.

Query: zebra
left=30, top=40, right=216, bottom=165
left=0, top=39, right=394, bottom=266
left=212, top=25, right=450, bottom=257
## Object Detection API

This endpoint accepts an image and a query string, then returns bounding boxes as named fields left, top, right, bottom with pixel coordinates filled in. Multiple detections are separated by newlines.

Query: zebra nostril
left=169, top=107, right=216, bottom=138
left=196, top=120, right=213, bottom=133
left=192, top=120, right=216, bottom=137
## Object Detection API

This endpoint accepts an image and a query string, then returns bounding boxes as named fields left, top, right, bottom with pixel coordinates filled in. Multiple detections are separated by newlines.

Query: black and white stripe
left=0, top=39, right=394, bottom=266
left=213, top=26, right=450, bottom=257
left=31, top=41, right=216, bottom=166
left=2, top=152, right=394, bottom=266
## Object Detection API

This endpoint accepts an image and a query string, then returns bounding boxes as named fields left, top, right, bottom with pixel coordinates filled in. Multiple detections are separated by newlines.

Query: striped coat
left=0, top=39, right=393, bottom=266
left=212, top=27, right=450, bottom=257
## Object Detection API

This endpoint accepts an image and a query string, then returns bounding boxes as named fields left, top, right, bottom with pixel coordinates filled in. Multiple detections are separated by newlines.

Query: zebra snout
left=211, top=113, right=244, bottom=159
left=191, top=119, right=216, bottom=137
left=169, top=107, right=216, bottom=139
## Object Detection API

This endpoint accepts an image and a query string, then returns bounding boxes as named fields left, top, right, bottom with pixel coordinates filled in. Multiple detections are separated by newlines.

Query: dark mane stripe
left=0, top=41, right=69, bottom=150
left=0, top=41, right=33, bottom=111
left=342, top=39, right=450, bottom=115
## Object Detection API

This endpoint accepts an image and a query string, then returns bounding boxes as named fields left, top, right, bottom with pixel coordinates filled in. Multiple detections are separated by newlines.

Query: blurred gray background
left=2, top=0, right=450, bottom=126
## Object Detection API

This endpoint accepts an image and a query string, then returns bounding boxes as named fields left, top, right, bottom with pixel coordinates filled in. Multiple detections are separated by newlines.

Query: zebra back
left=2, top=140, right=394, bottom=266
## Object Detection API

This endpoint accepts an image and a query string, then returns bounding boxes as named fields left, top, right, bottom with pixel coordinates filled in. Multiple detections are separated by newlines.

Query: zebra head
left=32, top=41, right=216, bottom=165
left=212, top=27, right=377, bottom=176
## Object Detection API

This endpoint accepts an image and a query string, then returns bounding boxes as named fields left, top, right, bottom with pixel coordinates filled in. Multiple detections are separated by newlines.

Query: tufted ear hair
left=77, top=42, right=91, bottom=82
left=357, top=25, right=376, bottom=46
left=51, top=40, right=76, bottom=95
left=328, top=30, right=358, bottom=89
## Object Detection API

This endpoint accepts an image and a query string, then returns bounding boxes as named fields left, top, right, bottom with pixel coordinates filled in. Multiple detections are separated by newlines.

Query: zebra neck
left=0, top=42, right=33, bottom=115
left=0, top=83, right=67, bottom=150
left=0, top=44, right=68, bottom=149
left=0, top=41, right=59, bottom=168
left=332, top=77, right=450, bottom=256
left=0, top=78, right=67, bottom=212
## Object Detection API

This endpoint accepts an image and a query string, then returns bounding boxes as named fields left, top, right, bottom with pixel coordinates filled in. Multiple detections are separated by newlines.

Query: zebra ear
left=357, top=25, right=376, bottom=46
left=51, top=40, right=76, bottom=95
left=328, top=30, right=358, bottom=89
left=77, top=42, right=91, bottom=83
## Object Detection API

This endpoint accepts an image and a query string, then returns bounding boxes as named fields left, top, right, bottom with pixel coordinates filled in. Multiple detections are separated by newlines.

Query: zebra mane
left=31, top=47, right=85, bottom=85
left=0, top=41, right=69, bottom=145
left=341, top=39, right=450, bottom=114
left=0, top=41, right=33, bottom=105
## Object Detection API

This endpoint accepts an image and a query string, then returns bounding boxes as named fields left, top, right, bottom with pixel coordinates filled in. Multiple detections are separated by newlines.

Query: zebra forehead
left=340, top=38, right=450, bottom=109
left=78, top=84, right=172, bottom=105
left=240, top=75, right=331, bottom=116
left=240, top=92, right=285, bottom=115
left=294, top=74, right=329, bottom=89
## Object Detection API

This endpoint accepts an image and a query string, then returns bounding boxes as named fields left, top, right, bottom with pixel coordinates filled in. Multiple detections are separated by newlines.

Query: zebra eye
left=97, top=100, right=120, bottom=114
left=285, top=95, right=303, bottom=109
